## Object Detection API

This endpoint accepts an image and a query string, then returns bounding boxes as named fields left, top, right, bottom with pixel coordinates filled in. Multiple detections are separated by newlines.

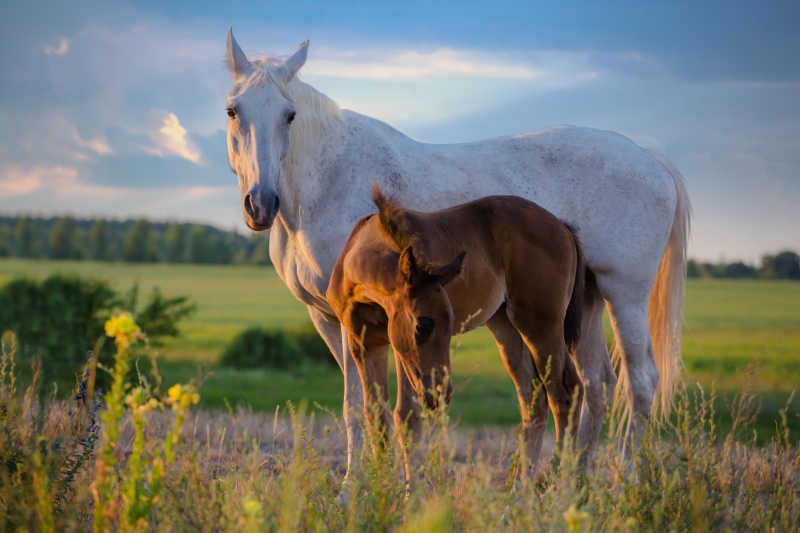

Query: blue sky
left=0, top=0, right=798, bottom=262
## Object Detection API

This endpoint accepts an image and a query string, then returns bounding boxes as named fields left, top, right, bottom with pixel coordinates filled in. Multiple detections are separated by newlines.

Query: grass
left=1, top=258, right=798, bottom=437
left=2, top=328, right=799, bottom=532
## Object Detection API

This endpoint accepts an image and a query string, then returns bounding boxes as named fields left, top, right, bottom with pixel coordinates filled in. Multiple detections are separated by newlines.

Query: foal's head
left=388, top=246, right=465, bottom=409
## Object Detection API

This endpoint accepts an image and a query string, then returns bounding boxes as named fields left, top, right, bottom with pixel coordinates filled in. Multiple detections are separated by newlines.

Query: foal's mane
left=371, top=184, right=417, bottom=251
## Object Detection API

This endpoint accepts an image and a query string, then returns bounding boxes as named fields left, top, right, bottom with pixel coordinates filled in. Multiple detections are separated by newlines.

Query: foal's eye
left=226, top=107, right=236, bottom=119
left=287, top=111, right=296, bottom=124
left=415, top=317, right=435, bottom=345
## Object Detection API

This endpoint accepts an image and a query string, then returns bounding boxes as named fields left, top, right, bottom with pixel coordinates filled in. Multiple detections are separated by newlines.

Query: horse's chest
left=269, top=228, right=332, bottom=312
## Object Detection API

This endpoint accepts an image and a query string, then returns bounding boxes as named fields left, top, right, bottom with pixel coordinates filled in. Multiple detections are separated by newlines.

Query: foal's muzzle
left=421, top=375, right=453, bottom=410
left=243, top=186, right=279, bottom=230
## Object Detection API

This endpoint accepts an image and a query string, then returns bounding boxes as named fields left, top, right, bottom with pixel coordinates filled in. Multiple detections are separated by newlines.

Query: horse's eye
left=287, top=111, right=296, bottom=124
left=415, top=317, right=434, bottom=345
left=226, top=107, right=236, bottom=119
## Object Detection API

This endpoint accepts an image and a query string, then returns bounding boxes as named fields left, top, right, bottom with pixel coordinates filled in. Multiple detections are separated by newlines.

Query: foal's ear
left=280, top=40, right=309, bottom=82
left=431, top=251, right=466, bottom=287
left=226, top=28, right=251, bottom=78
left=398, top=246, right=423, bottom=287
left=399, top=247, right=465, bottom=288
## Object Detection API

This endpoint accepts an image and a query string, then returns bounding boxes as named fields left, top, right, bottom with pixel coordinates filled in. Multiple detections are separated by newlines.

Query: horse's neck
left=277, top=86, right=347, bottom=231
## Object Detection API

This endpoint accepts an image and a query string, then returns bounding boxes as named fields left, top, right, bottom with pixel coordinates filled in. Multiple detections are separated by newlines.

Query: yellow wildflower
left=167, top=383, right=199, bottom=410
left=243, top=497, right=262, bottom=516
left=104, top=313, right=141, bottom=348
left=563, top=504, right=590, bottom=533
left=167, top=384, right=183, bottom=403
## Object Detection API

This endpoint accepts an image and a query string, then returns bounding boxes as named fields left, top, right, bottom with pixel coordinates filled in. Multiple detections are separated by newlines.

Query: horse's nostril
left=244, top=194, right=255, bottom=217
left=273, top=196, right=280, bottom=212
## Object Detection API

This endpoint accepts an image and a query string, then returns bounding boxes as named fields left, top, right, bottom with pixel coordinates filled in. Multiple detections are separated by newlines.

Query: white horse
left=223, top=31, right=690, bottom=479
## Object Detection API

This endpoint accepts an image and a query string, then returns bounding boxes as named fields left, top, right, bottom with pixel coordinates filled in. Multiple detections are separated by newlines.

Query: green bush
left=220, top=322, right=336, bottom=370
left=287, top=321, right=337, bottom=367
left=0, top=275, right=116, bottom=384
left=120, top=283, right=196, bottom=345
left=0, top=274, right=195, bottom=388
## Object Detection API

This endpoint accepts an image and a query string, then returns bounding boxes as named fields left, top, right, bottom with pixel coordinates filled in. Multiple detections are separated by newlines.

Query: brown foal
left=326, top=185, right=585, bottom=472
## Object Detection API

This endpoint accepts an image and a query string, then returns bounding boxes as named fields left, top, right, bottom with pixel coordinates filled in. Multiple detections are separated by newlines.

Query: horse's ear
left=226, top=28, right=251, bottom=78
left=431, top=251, right=466, bottom=287
left=281, top=40, right=309, bottom=82
left=398, top=246, right=423, bottom=287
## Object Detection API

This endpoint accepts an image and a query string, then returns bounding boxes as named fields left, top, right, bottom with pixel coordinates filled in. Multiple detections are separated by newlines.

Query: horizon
left=1, top=1, right=798, bottom=263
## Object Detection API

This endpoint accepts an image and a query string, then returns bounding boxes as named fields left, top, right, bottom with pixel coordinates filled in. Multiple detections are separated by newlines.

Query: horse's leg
left=486, top=308, right=548, bottom=472
left=306, top=308, right=364, bottom=483
left=599, top=277, right=657, bottom=458
left=574, top=279, right=616, bottom=466
left=505, top=303, right=574, bottom=445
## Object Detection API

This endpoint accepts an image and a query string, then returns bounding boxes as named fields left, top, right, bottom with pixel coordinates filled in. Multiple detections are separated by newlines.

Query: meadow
left=1, top=258, right=799, bottom=531
left=0, top=257, right=798, bottom=436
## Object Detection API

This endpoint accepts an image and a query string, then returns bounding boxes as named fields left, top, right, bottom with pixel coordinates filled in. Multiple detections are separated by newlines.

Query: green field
left=1, top=258, right=798, bottom=435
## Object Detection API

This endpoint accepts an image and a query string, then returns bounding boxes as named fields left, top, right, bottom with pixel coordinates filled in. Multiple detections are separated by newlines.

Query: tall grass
left=1, top=323, right=798, bottom=531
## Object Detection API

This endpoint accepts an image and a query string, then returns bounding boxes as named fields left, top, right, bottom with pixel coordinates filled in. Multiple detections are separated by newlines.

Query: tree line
left=0, top=216, right=270, bottom=265
left=687, top=250, right=800, bottom=280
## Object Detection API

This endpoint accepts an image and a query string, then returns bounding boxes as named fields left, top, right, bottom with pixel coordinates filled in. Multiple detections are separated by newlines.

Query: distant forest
left=0, top=215, right=797, bottom=278
left=0, top=215, right=270, bottom=265
left=687, top=252, right=799, bottom=280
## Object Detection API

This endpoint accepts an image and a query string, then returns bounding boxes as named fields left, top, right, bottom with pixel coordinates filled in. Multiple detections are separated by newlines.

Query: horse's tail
left=564, top=224, right=585, bottom=353
left=648, top=158, right=691, bottom=417
left=613, top=155, right=691, bottom=424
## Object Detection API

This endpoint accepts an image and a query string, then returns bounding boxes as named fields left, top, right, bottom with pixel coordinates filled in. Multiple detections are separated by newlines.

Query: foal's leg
left=486, top=308, right=548, bottom=472
left=307, top=308, right=364, bottom=483
left=573, top=282, right=616, bottom=466
left=394, top=356, right=422, bottom=488
left=348, top=338, right=392, bottom=453
left=505, top=304, right=575, bottom=445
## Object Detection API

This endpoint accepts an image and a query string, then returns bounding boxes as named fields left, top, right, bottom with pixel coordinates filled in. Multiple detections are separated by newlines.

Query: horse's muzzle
left=244, top=187, right=279, bottom=230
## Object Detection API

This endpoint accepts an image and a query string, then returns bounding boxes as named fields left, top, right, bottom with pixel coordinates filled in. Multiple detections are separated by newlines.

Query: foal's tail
left=564, top=225, right=585, bottom=353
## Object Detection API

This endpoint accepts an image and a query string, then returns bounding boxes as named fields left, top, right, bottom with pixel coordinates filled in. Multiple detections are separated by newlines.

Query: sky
left=0, top=0, right=798, bottom=263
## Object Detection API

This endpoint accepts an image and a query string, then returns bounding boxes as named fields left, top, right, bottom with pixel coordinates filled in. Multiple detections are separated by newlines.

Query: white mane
left=249, top=58, right=343, bottom=169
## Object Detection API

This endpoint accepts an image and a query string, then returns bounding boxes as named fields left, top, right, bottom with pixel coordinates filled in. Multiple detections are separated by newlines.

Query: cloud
left=305, top=48, right=604, bottom=126
left=0, top=166, right=46, bottom=195
left=0, top=166, right=243, bottom=231
left=148, top=112, right=202, bottom=164
left=186, top=186, right=227, bottom=198
left=73, top=129, right=112, bottom=156
left=306, top=48, right=542, bottom=80
left=0, top=165, right=80, bottom=196
left=43, top=37, right=69, bottom=56
left=303, top=47, right=608, bottom=86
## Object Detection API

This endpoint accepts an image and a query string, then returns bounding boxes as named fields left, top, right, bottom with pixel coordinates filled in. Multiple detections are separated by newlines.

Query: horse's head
left=225, top=30, right=307, bottom=230
left=388, top=246, right=465, bottom=410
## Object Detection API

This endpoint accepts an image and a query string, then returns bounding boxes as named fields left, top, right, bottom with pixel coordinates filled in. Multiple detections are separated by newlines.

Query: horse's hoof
left=336, top=478, right=352, bottom=507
